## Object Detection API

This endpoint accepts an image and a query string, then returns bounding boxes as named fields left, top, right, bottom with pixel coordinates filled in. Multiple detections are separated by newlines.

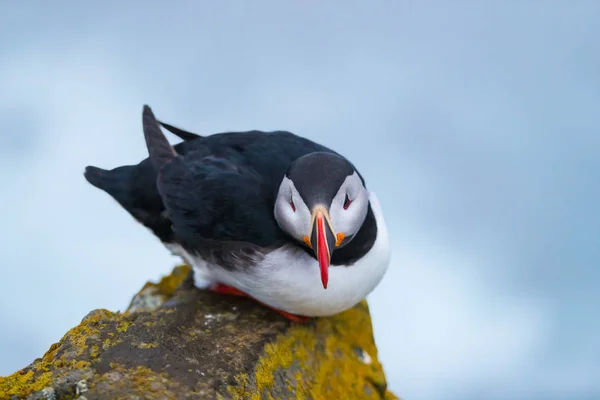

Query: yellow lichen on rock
left=0, top=369, right=52, bottom=400
left=126, top=264, right=191, bottom=314
left=156, top=264, right=191, bottom=296
left=90, top=364, right=189, bottom=399
left=0, top=309, right=119, bottom=399
left=0, top=265, right=398, bottom=400
left=229, top=300, right=398, bottom=400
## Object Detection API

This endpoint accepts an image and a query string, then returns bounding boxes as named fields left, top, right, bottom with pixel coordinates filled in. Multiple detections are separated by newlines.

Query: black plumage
left=158, top=120, right=202, bottom=141
left=84, top=105, right=376, bottom=269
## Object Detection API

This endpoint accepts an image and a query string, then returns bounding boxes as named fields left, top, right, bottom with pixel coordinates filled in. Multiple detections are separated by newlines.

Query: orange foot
left=209, top=283, right=247, bottom=297
left=209, top=283, right=311, bottom=323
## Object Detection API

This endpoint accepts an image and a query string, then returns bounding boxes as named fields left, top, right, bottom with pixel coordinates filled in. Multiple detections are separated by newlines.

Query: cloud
left=0, top=42, right=181, bottom=374
left=369, top=235, right=549, bottom=399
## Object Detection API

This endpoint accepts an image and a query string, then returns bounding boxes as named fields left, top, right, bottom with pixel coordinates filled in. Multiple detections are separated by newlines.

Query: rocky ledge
left=0, top=265, right=398, bottom=400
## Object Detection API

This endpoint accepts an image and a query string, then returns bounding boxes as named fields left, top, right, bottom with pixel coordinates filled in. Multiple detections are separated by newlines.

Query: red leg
left=208, top=283, right=311, bottom=323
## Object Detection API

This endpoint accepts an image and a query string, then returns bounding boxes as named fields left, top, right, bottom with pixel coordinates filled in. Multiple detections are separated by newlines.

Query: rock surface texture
left=0, top=265, right=398, bottom=400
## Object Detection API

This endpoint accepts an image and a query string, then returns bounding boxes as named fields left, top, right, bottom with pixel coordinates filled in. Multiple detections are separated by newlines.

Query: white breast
left=169, top=192, right=390, bottom=317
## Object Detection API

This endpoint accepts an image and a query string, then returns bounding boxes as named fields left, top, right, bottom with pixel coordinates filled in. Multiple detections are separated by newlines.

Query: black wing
left=158, top=152, right=283, bottom=242
left=155, top=151, right=286, bottom=269
left=140, top=106, right=288, bottom=269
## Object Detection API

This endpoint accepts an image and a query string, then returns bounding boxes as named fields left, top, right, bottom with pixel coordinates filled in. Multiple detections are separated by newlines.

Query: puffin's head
left=274, top=152, right=370, bottom=289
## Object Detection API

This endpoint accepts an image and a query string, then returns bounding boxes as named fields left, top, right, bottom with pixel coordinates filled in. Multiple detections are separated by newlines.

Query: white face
left=328, top=172, right=370, bottom=243
left=274, top=171, right=369, bottom=247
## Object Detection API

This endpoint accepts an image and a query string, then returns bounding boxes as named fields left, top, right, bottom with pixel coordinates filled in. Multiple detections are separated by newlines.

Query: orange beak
left=309, top=208, right=336, bottom=289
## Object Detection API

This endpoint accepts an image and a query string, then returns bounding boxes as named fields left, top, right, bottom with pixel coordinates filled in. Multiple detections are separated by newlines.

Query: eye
left=343, top=194, right=352, bottom=210
left=290, top=199, right=296, bottom=212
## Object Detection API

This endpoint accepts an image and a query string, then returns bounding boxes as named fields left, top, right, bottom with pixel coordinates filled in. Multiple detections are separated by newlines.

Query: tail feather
left=83, top=164, right=174, bottom=243
left=83, top=106, right=187, bottom=245
left=84, top=165, right=133, bottom=208
left=83, top=165, right=131, bottom=197
left=158, top=120, right=201, bottom=141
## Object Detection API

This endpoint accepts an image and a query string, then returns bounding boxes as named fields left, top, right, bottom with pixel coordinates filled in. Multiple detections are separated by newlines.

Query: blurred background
left=1, top=2, right=599, bottom=399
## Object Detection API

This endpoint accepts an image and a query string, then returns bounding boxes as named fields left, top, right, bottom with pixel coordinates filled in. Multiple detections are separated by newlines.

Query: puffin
left=84, top=105, right=390, bottom=322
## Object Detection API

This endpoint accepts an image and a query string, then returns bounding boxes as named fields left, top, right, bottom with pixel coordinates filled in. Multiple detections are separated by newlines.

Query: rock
left=0, top=265, right=399, bottom=400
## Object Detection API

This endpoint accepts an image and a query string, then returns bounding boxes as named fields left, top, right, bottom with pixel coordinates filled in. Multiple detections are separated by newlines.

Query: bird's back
left=84, top=128, right=339, bottom=247
left=173, top=130, right=339, bottom=188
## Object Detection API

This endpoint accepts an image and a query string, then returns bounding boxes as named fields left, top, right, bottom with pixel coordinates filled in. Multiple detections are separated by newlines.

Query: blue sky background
left=1, top=2, right=599, bottom=399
